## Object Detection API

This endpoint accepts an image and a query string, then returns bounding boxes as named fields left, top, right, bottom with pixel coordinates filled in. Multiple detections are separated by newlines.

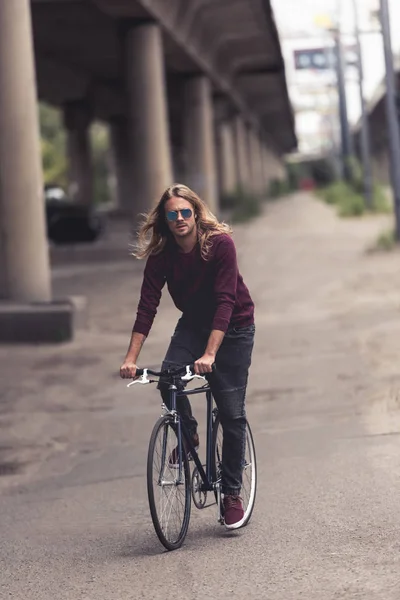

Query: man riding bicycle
left=120, top=183, right=255, bottom=529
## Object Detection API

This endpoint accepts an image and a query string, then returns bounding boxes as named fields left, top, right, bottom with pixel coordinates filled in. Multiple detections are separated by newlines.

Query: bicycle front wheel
left=212, top=416, right=257, bottom=527
left=147, top=416, right=191, bottom=550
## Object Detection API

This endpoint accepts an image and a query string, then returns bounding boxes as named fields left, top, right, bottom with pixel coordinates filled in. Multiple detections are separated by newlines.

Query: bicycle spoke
left=147, top=417, right=191, bottom=550
left=213, top=418, right=257, bottom=526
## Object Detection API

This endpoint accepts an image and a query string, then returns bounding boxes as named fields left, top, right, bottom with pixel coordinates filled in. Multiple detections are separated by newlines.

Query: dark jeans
left=158, top=319, right=255, bottom=496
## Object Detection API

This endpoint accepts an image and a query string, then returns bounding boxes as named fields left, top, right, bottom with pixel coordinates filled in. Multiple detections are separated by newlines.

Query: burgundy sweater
left=133, top=234, right=254, bottom=337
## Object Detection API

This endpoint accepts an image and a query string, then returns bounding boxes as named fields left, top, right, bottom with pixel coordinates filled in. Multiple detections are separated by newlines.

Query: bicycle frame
left=167, top=380, right=216, bottom=493
left=130, top=363, right=256, bottom=546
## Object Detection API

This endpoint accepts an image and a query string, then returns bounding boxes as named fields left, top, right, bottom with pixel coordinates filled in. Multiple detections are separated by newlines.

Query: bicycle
left=127, top=363, right=257, bottom=551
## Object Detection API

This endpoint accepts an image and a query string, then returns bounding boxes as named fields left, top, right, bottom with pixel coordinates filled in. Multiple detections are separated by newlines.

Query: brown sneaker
left=223, top=495, right=245, bottom=529
left=168, top=432, right=199, bottom=468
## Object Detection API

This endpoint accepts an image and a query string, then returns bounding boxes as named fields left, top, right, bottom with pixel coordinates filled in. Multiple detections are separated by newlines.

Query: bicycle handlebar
left=137, top=363, right=217, bottom=378
left=127, top=363, right=215, bottom=388
left=135, top=364, right=195, bottom=378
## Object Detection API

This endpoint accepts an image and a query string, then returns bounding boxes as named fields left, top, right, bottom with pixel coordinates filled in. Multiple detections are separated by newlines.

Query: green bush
left=319, top=181, right=365, bottom=217
left=220, top=176, right=293, bottom=223
left=322, top=181, right=349, bottom=205
left=91, top=123, right=111, bottom=205
left=337, top=192, right=365, bottom=217
left=346, top=155, right=363, bottom=193
left=231, top=193, right=261, bottom=223
left=220, top=191, right=240, bottom=211
left=369, top=229, right=397, bottom=253
left=268, top=178, right=291, bottom=199
left=40, top=102, right=111, bottom=204
left=370, top=184, right=391, bottom=214
left=220, top=187, right=261, bottom=223
left=319, top=178, right=391, bottom=218
left=345, top=156, right=391, bottom=214
left=39, top=103, right=67, bottom=187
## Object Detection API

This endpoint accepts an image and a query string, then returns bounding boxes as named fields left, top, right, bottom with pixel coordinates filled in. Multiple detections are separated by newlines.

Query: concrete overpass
left=0, top=0, right=296, bottom=341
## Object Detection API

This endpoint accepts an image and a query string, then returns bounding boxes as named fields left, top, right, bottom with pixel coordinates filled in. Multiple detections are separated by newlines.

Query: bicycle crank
left=191, top=466, right=207, bottom=509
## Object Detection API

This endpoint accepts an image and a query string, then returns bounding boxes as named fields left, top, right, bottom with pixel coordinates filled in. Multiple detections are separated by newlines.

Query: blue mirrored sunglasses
left=166, top=208, right=193, bottom=222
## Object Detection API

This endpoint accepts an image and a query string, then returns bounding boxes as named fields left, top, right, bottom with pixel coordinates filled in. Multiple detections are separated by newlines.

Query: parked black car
left=45, top=186, right=104, bottom=244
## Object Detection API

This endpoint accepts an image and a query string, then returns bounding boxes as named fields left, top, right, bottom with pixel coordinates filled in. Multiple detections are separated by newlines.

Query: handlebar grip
left=135, top=368, right=144, bottom=377
left=189, top=363, right=216, bottom=373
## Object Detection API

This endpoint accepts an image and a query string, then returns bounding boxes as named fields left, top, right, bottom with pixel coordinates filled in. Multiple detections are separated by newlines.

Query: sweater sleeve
left=211, top=236, right=238, bottom=332
left=133, top=253, right=166, bottom=336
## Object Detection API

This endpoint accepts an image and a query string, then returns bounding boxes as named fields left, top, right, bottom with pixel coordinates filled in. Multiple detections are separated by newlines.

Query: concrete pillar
left=109, top=118, right=133, bottom=212
left=216, top=120, right=238, bottom=197
left=263, top=147, right=286, bottom=189
left=260, top=143, right=272, bottom=194
left=64, top=100, right=94, bottom=206
left=126, top=23, right=173, bottom=220
left=257, top=139, right=266, bottom=194
left=257, top=136, right=269, bottom=197
left=262, top=145, right=277, bottom=193
left=256, top=136, right=265, bottom=194
left=183, top=76, right=218, bottom=213
left=247, top=127, right=261, bottom=196
left=0, top=0, right=51, bottom=302
left=233, top=115, right=250, bottom=192
left=250, top=129, right=265, bottom=196
left=276, top=156, right=286, bottom=181
left=247, top=127, right=255, bottom=194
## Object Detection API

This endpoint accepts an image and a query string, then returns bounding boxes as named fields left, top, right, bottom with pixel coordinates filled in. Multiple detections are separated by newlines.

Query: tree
left=91, top=123, right=111, bottom=205
left=39, top=103, right=67, bottom=187
left=39, top=102, right=111, bottom=204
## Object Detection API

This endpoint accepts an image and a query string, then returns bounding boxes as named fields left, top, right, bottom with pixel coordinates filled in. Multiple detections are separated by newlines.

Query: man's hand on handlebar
left=120, top=359, right=138, bottom=379
left=194, top=353, right=215, bottom=375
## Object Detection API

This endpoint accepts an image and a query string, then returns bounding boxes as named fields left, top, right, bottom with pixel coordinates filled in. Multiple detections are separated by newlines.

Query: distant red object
left=299, top=178, right=315, bottom=191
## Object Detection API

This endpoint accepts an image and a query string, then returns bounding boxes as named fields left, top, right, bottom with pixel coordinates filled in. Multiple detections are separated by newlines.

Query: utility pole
left=379, top=0, right=400, bottom=239
left=352, top=0, right=373, bottom=208
left=315, top=11, right=352, bottom=180
left=333, top=26, right=352, bottom=181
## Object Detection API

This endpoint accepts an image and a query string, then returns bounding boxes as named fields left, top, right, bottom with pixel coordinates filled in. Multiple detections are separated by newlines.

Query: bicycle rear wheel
left=147, top=416, right=191, bottom=550
left=212, top=416, right=257, bottom=526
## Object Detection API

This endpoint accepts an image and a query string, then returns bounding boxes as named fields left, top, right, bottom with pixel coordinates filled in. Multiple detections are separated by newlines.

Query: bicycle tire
left=147, top=416, right=191, bottom=550
left=211, top=415, right=257, bottom=527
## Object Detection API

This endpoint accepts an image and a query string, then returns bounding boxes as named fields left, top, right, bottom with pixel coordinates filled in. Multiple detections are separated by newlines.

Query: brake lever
left=181, top=366, right=206, bottom=382
left=127, top=369, right=151, bottom=387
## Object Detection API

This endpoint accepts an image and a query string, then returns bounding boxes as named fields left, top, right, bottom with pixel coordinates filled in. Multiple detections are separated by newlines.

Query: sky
left=271, top=0, right=400, bottom=153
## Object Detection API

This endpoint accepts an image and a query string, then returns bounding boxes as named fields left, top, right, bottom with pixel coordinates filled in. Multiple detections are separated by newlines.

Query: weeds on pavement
left=368, top=229, right=398, bottom=253
left=318, top=181, right=391, bottom=218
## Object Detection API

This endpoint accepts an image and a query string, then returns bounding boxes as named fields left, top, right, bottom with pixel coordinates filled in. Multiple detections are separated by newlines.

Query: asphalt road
left=1, top=193, right=400, bottom=599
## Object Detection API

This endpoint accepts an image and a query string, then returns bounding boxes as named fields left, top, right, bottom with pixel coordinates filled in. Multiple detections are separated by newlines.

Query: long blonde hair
left=134, top=183, right=232, bottom=261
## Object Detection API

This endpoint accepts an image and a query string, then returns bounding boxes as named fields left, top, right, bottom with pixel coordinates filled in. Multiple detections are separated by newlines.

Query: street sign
left=294, top=46, right=357, bottom=70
